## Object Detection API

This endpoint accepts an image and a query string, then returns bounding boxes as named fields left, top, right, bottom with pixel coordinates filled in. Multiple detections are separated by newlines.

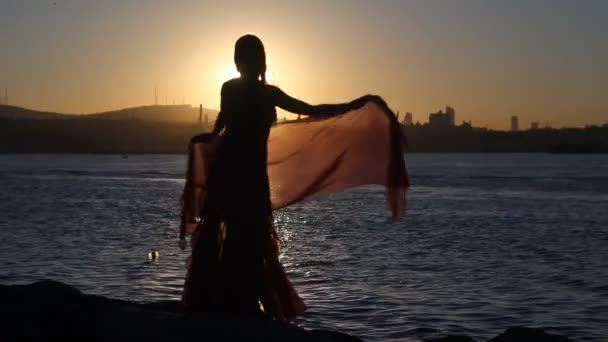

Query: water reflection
left=1, top=154, right=607, bottom=341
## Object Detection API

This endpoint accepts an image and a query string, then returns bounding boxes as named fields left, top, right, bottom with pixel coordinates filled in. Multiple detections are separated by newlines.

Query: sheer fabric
left=180, top=100, right=409, bottom=319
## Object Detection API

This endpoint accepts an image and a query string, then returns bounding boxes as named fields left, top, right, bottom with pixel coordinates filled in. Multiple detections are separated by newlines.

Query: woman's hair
left=234, top=34, right=267, bottom=84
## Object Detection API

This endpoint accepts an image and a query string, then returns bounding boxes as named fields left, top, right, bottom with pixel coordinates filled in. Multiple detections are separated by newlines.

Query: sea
left=1, top=153, right=607, bottom=341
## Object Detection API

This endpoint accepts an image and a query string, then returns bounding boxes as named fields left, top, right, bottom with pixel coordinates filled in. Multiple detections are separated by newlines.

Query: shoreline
left=1, top=280, right=574, bottom=342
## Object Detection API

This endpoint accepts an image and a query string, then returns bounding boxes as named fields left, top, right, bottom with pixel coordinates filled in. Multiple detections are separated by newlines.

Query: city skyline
left=1, top=0, right=607, bottom=129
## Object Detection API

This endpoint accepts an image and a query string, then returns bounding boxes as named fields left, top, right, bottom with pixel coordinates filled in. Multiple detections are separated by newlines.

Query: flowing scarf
left=179, top=100, right=409, bottom=319
left=180, top=100, right=409, bottom=237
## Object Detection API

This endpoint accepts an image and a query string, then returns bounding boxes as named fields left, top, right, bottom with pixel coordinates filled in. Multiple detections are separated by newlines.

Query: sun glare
left=266, top=64, right=275, bottom=84
left=219, top=63, right=241, bottom=82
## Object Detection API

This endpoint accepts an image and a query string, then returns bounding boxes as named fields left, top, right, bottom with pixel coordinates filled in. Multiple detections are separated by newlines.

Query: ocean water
left=1, top=153, right=607, bottom=341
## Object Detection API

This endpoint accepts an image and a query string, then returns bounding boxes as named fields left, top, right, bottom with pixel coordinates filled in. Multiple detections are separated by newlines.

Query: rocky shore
left=1, top=280, right=572, bottom=341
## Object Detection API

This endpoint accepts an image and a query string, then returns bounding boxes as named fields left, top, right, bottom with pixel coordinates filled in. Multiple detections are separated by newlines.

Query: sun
left=219, top=63, right=240, bottom=82
left=266, top=64, right=275, bottom=84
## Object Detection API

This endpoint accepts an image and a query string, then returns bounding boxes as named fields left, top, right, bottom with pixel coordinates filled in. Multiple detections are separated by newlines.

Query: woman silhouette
left=181, top=34, right=382, bottom=320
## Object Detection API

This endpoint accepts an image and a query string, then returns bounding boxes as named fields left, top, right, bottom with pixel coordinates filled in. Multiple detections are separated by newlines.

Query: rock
left=426, top=327, right=573, bottom=342
left=488, top=327, right=572, bottom=342
left=0, top=281, right=574, bottom=342
left=0, top=280, right=362, bottom=341
left=425, top=335, right=476, bottom=342
left=1, top=280, right=96, bottom=340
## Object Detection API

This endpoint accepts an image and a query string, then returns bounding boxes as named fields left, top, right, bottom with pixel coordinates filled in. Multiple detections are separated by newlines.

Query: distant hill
left=0, top=104, right=219, bottom=123
left=0, top=105, right=73, bottom=120
left=1, top=104, right=606, bottom=154
left=86, top=105, right=219, bottom=123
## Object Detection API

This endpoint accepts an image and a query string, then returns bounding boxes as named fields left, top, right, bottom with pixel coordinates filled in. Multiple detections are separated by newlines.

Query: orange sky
left=1, top=1, right=607, bottom=129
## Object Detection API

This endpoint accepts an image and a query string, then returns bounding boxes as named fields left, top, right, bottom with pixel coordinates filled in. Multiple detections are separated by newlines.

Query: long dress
left=181, top=78, right=304, bottom=319
left=180, top=78, right=409, bottom=320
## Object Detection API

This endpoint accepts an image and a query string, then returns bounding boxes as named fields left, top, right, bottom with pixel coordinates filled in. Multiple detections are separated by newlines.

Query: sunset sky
left=1, top=0, right=606, bottom=129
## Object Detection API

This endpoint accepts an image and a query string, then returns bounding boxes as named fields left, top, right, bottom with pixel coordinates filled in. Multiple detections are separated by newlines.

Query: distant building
left=429, top=106, right=456, bottom=127
left=404, top=112, right=413, bottom=126
left=530, top=121, right=539, bottom=130
left=445, top=106, right=455, bottom=126
left=429, top=110, right=450, bottom=127
left=511, top=115, right=519, bottom=132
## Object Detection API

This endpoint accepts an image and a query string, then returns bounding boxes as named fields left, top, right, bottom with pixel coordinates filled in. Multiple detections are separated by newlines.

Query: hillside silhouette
left=0, top=104, right=218, bottom=123
left=0, top=105, right=70, bottom=120
left=0, top=104, right=606, bottom=154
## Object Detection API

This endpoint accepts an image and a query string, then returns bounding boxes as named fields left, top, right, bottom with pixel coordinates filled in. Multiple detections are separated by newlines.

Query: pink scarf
left=180, top=100, right=409, bottom=237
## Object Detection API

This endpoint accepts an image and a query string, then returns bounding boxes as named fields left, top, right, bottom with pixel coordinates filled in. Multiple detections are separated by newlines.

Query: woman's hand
left=350, top=94, right=383, bottom=110
left=362, top=94, right=384, bottom=105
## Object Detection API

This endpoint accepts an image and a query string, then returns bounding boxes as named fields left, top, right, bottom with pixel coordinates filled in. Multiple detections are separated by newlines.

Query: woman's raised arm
left=270, top=85, right=376, bottom=118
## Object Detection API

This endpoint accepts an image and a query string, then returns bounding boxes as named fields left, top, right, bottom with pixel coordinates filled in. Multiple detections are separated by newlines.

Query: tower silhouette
left=511, top=115, right=519, bottom=132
